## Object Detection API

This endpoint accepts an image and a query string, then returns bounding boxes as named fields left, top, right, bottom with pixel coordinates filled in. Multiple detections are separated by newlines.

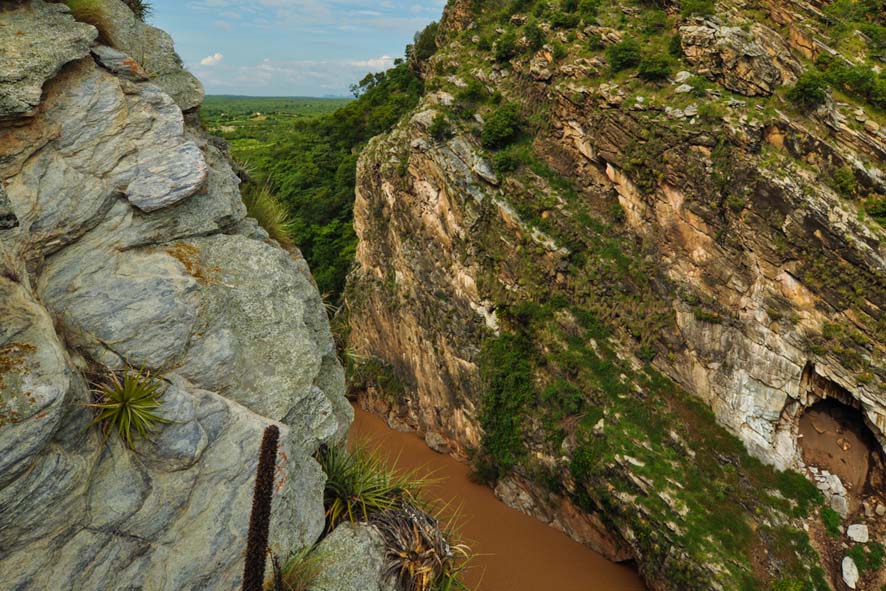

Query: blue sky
left=149, top=0, right=446, bottom=97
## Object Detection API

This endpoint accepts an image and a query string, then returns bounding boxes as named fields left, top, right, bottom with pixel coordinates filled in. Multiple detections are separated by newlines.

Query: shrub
left=697, top=102, right=726, bottom=122
left=481, top=103, right=522, bottom=149
left=865, top=196, right=886, bottom=226
left=551, top=11, right=580, bottom=29
left=428, top=113, right=452, bottom=141
left=819, top=62, right=886, bottom=111
left=494, top=150, right=522, bottom=173
left=495, top=28, right=518, bottom=61
left=846, top=542, right=885, bottom=573
left=639, top=53, right=672, bottom=80
left=318, top=442, right=426, bottom=530
left=831, top=166, right=857, bottom=197
left=680, top=0, right=715, bottom=16
left=524, top=21, right=545, bottom=52
left=669, top=33, right=684, bottom=57
left=606, top=39, right=642, bottom=72
left=478, top=332, right=535, bottom=474
left=412, top=21, right=439, bottom=61
left=457, top=79, right=487, bottom=103
left=688, top=75, right=710, bottom=97
left=242, top=184, right=294, bottom=248
left=641, top=9, right=669, bottom=34
left=123, top=0, right=151, bottom=20
left=579, top=0, right=601, bottom=21
left=786, top=71, right=829, bottom=111
left=85, top=366, right=171, bottom=449
left=588, top=32, right=605, bottom=50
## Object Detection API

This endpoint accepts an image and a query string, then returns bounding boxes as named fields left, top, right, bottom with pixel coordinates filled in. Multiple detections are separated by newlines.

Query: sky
left=149, top=0, right=446, bottom=97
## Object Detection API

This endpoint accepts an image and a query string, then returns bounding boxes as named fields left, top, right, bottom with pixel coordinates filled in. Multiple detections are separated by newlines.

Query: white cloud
left=200, top=52, right=224, bottom=66
left=191, top=54, right=399, bottom=96
left=348, top=55, right=395, bottom=69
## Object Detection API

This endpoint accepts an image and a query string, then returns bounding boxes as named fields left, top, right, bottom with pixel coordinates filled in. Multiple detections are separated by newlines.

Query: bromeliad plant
left=372, top=503, right=471, bottom=591
left=85, top=366, right=171, bottom=449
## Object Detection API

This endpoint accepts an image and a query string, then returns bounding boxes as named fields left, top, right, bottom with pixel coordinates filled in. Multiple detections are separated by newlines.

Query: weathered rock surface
left=84, top=0, right=205, bottom=111
left=309, top=523, right=398, bottom=591
left=846, top=523, right=869, bottom=543
left=0, top=2, right=350, bottom=590
left=0, top=0, right=97, bottom=117
left=842, top=556, right=859, bottom=589
left=679, top=19, right=793, bottom=96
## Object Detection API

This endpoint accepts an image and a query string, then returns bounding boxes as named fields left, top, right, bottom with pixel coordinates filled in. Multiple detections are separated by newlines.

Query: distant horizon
left=149, top=0, right=445, bottom=96
left=205, top=94, right=354, bottom=100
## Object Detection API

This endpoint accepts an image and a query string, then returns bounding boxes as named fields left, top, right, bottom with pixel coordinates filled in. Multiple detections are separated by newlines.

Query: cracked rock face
left=679, top=19, right=793, bottom=96
left=0, top=2, right=351, bottom=590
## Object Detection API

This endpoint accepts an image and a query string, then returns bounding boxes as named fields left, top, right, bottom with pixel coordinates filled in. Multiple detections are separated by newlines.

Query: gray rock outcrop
left=309, top=523, right=398, bottom=591
left=0, top=2, right=351, bottom=589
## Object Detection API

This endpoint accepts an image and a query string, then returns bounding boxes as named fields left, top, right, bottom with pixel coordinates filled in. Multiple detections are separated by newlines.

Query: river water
left=350, top=406, right=646, bottom=591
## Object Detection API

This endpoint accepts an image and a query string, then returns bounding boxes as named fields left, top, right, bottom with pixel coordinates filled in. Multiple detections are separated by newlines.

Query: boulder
left=846, top=524, right=869, bottom=543
left=309, top=523, right=398, bottom=591
left=842, top=556, right=859, bottom=589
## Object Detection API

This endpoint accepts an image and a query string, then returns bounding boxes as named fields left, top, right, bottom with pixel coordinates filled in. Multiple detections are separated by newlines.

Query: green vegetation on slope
left=201, top=67, right=423, bottom=301
left=375, top=0, right=878, bottom=587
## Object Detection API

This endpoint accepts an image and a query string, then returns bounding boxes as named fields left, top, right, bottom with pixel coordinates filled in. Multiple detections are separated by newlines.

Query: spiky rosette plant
left=242, top=424, right=280, bottom=591
left=371, top=502, right=471, bottom=591
left=85, top=366, right=171, bottom=449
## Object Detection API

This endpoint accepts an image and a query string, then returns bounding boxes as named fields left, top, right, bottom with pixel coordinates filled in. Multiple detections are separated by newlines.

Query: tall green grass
left=242, top=184, right=294, bottom=249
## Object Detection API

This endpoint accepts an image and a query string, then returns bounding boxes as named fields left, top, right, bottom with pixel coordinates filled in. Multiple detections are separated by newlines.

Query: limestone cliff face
left=347, top=0, right=885, bottom=587
left=0, top=2, right=351, bottom=589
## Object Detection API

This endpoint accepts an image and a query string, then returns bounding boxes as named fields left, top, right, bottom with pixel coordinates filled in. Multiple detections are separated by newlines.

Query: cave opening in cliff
left=797, top=375, right=886, bottom=505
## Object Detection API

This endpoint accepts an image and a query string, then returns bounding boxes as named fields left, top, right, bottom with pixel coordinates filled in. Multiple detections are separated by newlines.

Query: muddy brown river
left=350, top=406, right=646, bottom=591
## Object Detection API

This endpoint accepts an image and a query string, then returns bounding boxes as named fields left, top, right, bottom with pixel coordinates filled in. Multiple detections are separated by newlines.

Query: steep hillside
left=345, top=0, right=886, bottom=588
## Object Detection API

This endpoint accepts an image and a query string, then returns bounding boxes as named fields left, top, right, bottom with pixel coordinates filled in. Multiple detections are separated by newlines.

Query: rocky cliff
left=0, top=2, right=354, bottom=589
left=346, top=0, right=886, bottom=588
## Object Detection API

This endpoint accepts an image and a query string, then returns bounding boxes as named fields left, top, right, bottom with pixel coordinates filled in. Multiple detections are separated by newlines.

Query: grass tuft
left=317, top=440, right=428, bottom=530
left=242, top=184, right=295, bottom=249
left=276, top=548, right=326, bottom=591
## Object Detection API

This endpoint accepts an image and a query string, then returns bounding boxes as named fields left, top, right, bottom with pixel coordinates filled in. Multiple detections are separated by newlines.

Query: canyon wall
left=346, top=0, right=885, bottom=587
